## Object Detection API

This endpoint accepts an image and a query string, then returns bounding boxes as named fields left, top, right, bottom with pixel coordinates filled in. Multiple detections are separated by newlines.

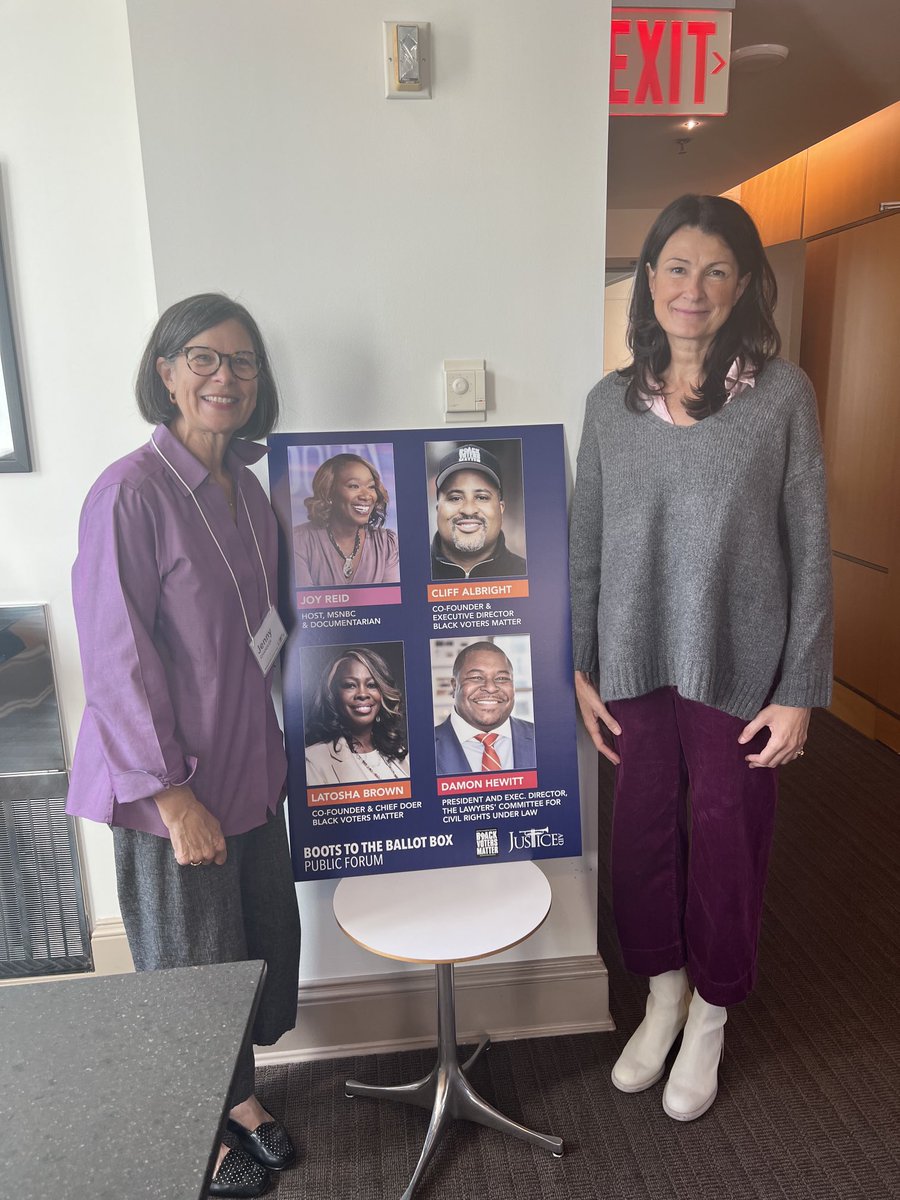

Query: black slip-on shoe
left=209, top=1147, right=271, bottom=1197
left=226, top=1117, right=296, bottom=1172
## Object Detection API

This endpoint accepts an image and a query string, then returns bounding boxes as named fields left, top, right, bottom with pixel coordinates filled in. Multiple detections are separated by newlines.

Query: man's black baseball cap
left=435, top=444, right=503, bottom=496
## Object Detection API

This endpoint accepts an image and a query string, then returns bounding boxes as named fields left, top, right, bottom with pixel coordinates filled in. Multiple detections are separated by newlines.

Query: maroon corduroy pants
left=606, top=687, right=778, bottom=1007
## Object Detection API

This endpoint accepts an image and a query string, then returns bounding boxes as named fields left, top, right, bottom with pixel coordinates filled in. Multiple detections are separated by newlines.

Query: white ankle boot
left=662, top=991, right=726, bottom=1120
left=611, top=968, right=691, bottom=1093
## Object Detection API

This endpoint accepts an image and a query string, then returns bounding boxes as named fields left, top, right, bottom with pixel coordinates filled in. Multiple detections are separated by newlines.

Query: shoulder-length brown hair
left=304, top=454, right=389, bottom=529
left=305, top=647, right=408, bottom=760
left=621, top=194, right=781, bottom=419
left=135, top=293, right=279, bottom=440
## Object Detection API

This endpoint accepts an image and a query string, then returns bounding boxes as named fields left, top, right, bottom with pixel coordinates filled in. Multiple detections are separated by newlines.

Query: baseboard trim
left=84, top=923, right=613, bottom=1062
left=257, top=952, right=613, bottom=1064
left=90, top=917, right=135, bottom=975
left=831, top=681, right=900, bottom=753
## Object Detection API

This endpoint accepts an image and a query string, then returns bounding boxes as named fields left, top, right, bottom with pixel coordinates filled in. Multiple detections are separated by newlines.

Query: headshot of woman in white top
left=304, top=644, right=410, bottom=786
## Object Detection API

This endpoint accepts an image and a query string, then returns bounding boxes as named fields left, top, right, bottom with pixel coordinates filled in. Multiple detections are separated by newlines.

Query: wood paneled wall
left=804, top=104, right=900, bottom=239
left=736, top=102, right=900, bottom=751
left=800, top=214, right=900, bottom=751
left=739, top=152, right=806, bottom=248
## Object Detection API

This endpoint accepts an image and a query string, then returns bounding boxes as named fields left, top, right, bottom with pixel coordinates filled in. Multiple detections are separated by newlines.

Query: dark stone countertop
left=0, top=960, right=265, bottom=1200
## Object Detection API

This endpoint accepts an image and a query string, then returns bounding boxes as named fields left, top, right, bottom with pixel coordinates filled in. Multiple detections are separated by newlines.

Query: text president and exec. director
left=430, top=444, right=527, bottom=580
left=434, top=641, right=536, bottom=775
left=66, top=294, right=300, bottom=1199
left=569, top=195, right=832, bottom=1124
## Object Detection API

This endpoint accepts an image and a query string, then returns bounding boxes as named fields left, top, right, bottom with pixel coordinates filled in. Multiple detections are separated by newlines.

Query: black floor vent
left=1, top=605, right=92, bottom=979
left=0, top=792, right=92, bottom=977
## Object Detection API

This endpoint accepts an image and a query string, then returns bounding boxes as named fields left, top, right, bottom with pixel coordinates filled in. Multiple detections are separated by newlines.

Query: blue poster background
left=268, top=425, right=582, bottom=880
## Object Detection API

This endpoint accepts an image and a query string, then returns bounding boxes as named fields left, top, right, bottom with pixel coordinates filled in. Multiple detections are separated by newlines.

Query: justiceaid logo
left=509, top=826, right=564, bottom=852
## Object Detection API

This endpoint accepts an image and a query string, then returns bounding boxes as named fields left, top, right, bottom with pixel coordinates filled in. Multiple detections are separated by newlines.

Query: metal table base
left=345, top=962, right=564, bottom=1198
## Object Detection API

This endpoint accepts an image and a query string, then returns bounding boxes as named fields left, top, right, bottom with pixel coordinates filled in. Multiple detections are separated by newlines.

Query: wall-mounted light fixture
left=384, top=22, right=431, bottom=99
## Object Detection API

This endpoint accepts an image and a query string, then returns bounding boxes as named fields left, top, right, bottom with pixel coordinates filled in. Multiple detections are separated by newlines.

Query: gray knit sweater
left=569, top=358, right=833, bottom=719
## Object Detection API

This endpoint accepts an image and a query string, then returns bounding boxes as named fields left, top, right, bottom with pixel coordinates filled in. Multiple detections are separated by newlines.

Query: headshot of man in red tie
left=433, top=641, right=536, bottom=775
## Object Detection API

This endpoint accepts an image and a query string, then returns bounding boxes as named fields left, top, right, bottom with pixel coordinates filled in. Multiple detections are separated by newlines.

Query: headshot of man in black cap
left=430, top=443, right=527, bottom=579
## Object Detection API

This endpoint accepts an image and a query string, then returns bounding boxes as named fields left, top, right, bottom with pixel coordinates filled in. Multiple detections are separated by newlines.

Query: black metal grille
left=0, top=794, right=92, bottom=977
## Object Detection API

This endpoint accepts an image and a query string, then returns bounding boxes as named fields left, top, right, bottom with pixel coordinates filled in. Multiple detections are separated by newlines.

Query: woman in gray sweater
left=570, top=195, right=832, bottom=1121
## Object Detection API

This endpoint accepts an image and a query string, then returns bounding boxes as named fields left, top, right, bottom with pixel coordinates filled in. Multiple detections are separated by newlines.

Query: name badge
left=250, top=606, right=288, bottom=675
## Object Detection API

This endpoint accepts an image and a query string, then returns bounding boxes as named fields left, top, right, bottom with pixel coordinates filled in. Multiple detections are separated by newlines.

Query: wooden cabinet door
left=800, top=212, right=900, bottom=718
left=739, top=152, right=806, bottom=248
left=803, top=103, right=900, bottom=239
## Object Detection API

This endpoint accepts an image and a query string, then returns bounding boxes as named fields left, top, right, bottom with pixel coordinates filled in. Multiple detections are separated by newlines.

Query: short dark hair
left=135, top=293, right=279, bottom=439
left=622, top=195, right=781, bottom=419
left=451, top=640, right=512, bottom=680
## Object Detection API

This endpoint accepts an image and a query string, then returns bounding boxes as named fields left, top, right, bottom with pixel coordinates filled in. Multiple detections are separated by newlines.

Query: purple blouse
left=66, top=424, right=287, bottom=838
left=293, top=522, right=400, bottom=587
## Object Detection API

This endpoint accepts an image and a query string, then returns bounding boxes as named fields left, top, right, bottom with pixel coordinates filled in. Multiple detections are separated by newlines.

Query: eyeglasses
left=176, top=345, right=261, bottom=380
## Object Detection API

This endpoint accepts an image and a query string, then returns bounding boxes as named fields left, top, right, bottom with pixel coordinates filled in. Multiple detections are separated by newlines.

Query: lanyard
left=150, top=436, right=272, bottom=643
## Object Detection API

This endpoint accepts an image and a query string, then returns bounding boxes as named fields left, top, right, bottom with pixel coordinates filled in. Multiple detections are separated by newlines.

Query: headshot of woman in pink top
left=293, top=453, right=400, bottom=588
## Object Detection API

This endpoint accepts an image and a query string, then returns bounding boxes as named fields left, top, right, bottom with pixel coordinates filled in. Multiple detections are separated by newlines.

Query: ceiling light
left=682, top=119, right=701, bottom=131
left=731, top=44, right=790, bottom=72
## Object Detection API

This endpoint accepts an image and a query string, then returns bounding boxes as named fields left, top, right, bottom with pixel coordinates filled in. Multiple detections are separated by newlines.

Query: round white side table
left=333, top=860, right=563, bottom=1199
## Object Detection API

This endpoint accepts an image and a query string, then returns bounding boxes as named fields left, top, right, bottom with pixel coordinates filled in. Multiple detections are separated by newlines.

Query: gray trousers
left=113, top=804, right=301, bottom=1106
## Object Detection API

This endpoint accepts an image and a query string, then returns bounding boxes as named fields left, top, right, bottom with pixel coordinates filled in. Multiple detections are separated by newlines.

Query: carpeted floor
left=256, top=712, right=900, bottom=1198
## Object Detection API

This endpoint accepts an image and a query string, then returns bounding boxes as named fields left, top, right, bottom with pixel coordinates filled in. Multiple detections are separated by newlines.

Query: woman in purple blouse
left=67, top=294, right=301, bottom=1198
left=293, top=453, right=400, bottom=587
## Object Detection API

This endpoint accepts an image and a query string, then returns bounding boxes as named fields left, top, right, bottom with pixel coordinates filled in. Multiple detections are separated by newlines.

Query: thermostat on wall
left=443, top=359, right=486, bottom=423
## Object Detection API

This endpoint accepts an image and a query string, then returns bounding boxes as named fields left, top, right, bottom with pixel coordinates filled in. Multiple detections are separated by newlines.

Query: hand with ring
left=739, top=703, right=811, bottom=768
left=154, top=784, right=228, bottom=866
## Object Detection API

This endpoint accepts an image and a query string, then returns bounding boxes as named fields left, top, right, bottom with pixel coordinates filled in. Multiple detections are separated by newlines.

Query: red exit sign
left=610, top=8, right=732, bottom=116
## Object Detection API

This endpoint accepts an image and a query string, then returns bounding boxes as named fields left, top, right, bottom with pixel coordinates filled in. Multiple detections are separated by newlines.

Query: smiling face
left=332, top=657, right=382, bottom=739
left=436, top=470, right=505, bottom=565
left=646, top=225, right=750, bottom=356
left=452, top=646, right=515, bottom=733
left=330, top=462, right=378, bottom=530
left=156, top=318, right=258, bottom=446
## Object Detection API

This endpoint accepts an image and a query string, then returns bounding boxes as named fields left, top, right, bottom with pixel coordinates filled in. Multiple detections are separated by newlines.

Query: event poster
left=267, top=425, right=582, bottom=880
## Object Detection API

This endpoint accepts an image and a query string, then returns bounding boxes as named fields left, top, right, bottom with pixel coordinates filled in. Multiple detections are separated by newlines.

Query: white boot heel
left=611, top=968, right=691, bottom=1093
left=662, top=992, right=727, bottom=1121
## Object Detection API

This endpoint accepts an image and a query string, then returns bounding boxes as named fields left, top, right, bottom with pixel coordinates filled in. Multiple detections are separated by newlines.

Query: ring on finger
left=189, top=860, right=203, bottom=867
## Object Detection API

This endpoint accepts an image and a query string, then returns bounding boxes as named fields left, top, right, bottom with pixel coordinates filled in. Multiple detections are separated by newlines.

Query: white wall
left=606, top=208, right=658, bottom=260
left=603, top=276, right=634, bottom=376
left=125, top=0, right=611, bottom=982
left=0, top=1, right=157, bottom=920
left=1, top=1, right=611, bottom=996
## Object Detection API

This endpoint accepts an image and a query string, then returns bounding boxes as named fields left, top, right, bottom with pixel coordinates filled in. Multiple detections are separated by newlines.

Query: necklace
left=349, top=745, right=406, bottom=780
left=327, top=527, right=362, bottom=579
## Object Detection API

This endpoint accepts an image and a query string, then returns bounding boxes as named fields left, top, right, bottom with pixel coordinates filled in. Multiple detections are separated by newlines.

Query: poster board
left=268, top=425, right=582, bottom=880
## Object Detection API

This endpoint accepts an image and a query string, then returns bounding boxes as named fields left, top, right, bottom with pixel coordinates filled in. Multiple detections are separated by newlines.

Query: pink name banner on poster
left=437, top=770, right=539, bottom=796
left=297, top=586, right=402, bottom=609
